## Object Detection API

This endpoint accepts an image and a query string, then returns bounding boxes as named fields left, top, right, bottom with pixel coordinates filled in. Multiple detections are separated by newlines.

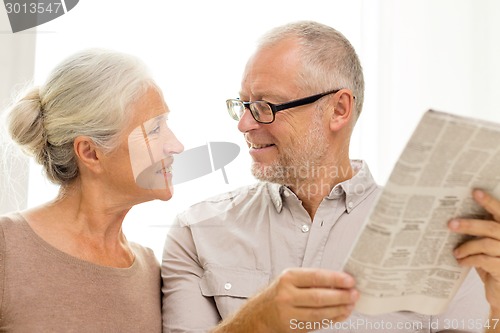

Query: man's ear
left=330, top=89, right=355, bottom=132
left=74, top=136, right=102, bottom=173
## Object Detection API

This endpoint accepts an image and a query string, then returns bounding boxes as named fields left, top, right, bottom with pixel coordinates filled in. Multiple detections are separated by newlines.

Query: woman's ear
left=330, top=89, right=355, bottom=132
left=74, top=136, right=102, bottom=173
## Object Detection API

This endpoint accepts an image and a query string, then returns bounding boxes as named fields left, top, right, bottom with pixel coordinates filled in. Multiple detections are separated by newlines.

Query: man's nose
left=237, top=108, right=260, bottom=133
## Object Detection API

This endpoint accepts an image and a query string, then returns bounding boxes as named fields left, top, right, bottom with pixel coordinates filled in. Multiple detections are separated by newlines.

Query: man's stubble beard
left=251, top=109, right=329, bottom=186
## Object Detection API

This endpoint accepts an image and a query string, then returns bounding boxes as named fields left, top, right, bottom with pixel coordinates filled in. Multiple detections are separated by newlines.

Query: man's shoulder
left=201, top=183, right=257, bottom=202
left=176, top=182, right=275, bottom=227
left=193, top=181, right=275, bottom=204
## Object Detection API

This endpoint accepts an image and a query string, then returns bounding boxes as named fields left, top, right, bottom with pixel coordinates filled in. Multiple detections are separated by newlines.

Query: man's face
left=237, top=37, right=330, bottom=186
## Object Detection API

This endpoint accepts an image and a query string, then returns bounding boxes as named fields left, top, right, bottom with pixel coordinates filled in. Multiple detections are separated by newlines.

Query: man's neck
left=290, top=159, right=354, bottom=220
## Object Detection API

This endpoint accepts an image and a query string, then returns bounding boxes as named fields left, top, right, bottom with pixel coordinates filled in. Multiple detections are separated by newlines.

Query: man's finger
left=473, top=189, right=500, bottom=222
left=292, top=303, right=355, bottom=324
left=292, top=287, right=358, bottom=308
left=457, top=255, right=500, bottom=280
left=454, top=237, right=500, bottom=259
left=280, top=268, right=355, bottom=289
left=448, top=218, right=500, bottom=239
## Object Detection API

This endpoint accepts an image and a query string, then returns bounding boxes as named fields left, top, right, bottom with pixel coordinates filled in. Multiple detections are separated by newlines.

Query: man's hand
left=449, top=190, right=500, bottom=330
left=215, top=268, right=358, bottom=333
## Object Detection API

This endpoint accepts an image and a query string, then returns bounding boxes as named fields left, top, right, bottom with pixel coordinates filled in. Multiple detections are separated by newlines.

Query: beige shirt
left=162, top=160, right=489, bottom=332
left=0, top=213, right=162, bottom=333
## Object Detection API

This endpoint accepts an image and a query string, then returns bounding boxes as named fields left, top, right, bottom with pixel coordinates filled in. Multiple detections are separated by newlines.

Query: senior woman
left=0, top=49, right=183, bottom=332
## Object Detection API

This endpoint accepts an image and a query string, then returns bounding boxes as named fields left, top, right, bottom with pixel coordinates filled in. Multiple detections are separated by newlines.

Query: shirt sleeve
left=430, top=269, right=489, bottom=333
left=161, top=217, right=221, bottom=333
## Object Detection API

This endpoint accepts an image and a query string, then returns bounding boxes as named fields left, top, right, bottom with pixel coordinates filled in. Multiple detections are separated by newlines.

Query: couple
left=1, top=21, right=499, bottom=333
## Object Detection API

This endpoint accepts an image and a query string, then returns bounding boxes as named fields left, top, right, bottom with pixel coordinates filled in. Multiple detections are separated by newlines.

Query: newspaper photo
left=343, top=110, right=500, bottom=315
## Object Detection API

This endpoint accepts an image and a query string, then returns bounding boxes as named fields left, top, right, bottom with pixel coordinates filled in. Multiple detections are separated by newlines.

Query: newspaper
left=343, top=110, right=500, bottom=315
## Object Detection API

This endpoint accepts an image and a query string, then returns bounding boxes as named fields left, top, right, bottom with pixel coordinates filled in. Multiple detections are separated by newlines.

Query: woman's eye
left=148, top=125, right=160, bottom=135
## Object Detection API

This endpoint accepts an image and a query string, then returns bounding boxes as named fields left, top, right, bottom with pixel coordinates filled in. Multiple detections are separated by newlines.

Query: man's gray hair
left=258, top=21, right=364, bottom=118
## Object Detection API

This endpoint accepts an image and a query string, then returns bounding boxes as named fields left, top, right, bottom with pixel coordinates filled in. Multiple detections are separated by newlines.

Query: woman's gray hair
left=6, top=48, right=155, bottom=185
left=257, top=21, right=365, bottom=118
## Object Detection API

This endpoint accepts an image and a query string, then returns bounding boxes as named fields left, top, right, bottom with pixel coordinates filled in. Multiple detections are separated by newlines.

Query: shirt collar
left=328, top=160, right=378, bottom=213
left=268, top=182, right=285, bottom=213
left=267, top=160, right=378, bottom=213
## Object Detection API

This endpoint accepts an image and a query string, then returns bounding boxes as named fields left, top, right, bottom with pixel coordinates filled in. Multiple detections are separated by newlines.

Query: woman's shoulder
left=0, top=212, right=28, bottom=255
left=129, top=242, right=158, bottom=266
left=0, top=212, right=26, bottom=230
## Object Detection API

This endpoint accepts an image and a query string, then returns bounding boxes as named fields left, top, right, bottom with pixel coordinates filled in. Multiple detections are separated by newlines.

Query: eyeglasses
left=226, top=89, right=340, bottom=124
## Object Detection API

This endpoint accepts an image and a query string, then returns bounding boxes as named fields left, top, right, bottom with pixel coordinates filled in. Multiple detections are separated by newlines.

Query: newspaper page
left=343, top=110, right=500, bottom=315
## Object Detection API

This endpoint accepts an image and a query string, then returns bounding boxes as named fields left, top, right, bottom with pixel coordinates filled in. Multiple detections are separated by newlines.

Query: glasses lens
left=226, top=99, right=244, bottom=120
left=250, top=101, right=273, bottom=123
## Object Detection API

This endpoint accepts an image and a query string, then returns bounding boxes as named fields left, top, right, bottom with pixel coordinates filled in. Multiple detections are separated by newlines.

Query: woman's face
left=128, top=112, right=181, bottom=193
left=101, top=86, right=184, bottom=203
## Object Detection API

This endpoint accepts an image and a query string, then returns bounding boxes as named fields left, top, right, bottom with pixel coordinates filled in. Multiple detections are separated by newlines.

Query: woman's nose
left=163, top=128, right=184, bottom=155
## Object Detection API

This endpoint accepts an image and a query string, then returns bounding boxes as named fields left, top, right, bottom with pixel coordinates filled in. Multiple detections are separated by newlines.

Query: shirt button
left=224, top=283, right=232, bottom=290
left=301, top=224, right=310, bottom=233
left=348, top=201, right=354, bottom=209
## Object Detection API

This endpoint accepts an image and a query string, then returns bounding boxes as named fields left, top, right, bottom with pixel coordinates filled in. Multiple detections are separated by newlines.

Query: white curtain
left=0, top=12, right=36, bottom=214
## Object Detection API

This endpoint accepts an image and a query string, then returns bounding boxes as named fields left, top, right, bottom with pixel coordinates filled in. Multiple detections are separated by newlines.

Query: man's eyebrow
left=239, top=91, right=288, bottom=102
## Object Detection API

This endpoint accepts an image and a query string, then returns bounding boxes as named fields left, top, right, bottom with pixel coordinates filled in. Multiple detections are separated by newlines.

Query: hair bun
left=7, top=86, right=48, bottom=164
